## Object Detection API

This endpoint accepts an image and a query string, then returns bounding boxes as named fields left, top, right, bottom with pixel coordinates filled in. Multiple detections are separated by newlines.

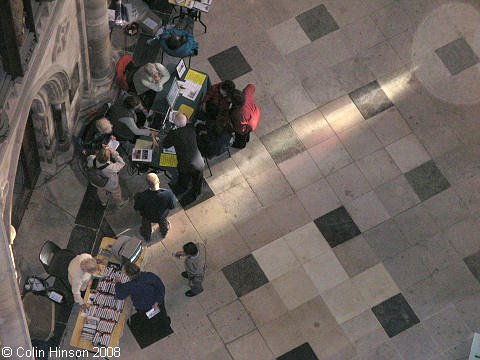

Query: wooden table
left=69, top=237, right=145, bottom=351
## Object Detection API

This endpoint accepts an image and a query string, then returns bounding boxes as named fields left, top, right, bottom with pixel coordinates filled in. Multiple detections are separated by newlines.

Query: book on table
left=132, top=149, right=152, bottom=162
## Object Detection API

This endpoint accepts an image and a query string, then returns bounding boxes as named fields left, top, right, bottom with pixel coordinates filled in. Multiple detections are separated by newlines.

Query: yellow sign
left=160, top=153, right=178, bottom=167
left=178, top=104, right=194, bottom=119
left=185, top=69, right=207, bottom=85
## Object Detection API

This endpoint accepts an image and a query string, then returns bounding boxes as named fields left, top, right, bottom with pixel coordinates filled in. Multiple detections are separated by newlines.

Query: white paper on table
left=107, top=139, right=120, bottom=150
left=200, top=0, right=212, bottom=4
left=469, top=333, right=480, bottom=360
left=142, top=17, right=158, bottom=30
left=181, top=80, right=201, bottom=101
left=193, top=1, right=209, bottom=12
left=168, top=110, right=178, bottom=124
left=163, top=146, right=176, bottom=154
left=146, top=307, right=160, bottom=319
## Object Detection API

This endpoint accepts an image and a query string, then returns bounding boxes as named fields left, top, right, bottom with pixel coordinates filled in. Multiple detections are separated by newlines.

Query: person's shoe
left=181, top=271, right=189, bottom=279
left=185, top=290, right=202, bottom=297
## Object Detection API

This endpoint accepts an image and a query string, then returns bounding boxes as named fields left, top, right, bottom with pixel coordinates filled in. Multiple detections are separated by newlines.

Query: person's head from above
left=80, top=257, right=98, bottom=274
left=219, top=80, right=235, bottom=98
left=96, top=148, right=111, bottom=164
left=230, top=89, right=245, bottom=108
left=173, top=111, right=187, bottom=128
left=124, top=261, right=140, bottom=280
left=183, top=242, right=198, bottom=257
left=96, top=117, right=113, bottom=134
left=144, top=63, right=163, bottom=83
left=146, top=172, right=160, bottom=190
left=124, top=95, right=141, bottom=110
left=166, top=34, right=187, bottom=50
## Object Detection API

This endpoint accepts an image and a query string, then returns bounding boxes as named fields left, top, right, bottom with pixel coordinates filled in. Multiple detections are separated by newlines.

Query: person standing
left=175, top=242, right=205, bottom=297
left=134, top=173, right=176, bottom=242
left=87, top=147, right=128, bottom=207
left=68, top=254, right=98, bottom=309
left=229, top=84, right=261, bottom=149
left=115, top=262, right=169, bottom=324
left=163, top=112, right=205, bottom=198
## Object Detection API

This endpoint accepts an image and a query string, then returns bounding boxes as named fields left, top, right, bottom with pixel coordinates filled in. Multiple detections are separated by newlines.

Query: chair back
left=39, top=241, right=61, bottom=273
left=49, top=249, right=76, bottom=280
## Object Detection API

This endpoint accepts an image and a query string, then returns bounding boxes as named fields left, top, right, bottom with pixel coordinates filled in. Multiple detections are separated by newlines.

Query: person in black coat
left=163, top=112, right=205, bottom=198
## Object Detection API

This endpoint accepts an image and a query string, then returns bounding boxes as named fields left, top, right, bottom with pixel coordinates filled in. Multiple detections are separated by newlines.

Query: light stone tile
left=333, top=235, right=380, bottom=277
left=341, top=310, right=384, bottom=346
left=327, top=163, right=372, bottom=203
left=308, top=136, right=353, bottom=177
left=303, top=251, right=349, bottom=294
left=205, top=157, right=245, bottom=195
left=205, top=225, right=250, bottom=270
left=231, top=136, right=277, bottom=179
left=342, top=16, right=386, bottom=54
left=415, top=125, right=462, bottom=158
left=357, top=149, right=401, bottom=188
left=353, top=263, right=400, bottom=307
left=375, top=175, right=421, bottom=216
left=217, top=180, right=262, bottom=224
left=241, top=283, right=288, bottom=327
left=284, top=222, right=332, bottom=264
left=246, top=167, right=293, bottom=207
left=321, top=95, right=366, bottom=133
left=272, top=265, right=319, bottom=310
left=205, top=347, right=233, bottom=360
left=302, top=69, right=346, bottom=107
left=386, top=134, right=431, bottom=173
left=330, top=56, right=376, bottom=94
left=297, top=178, right=341, bottom=220
left=161, top=210, right=203, bottom=255
left=254, top=96, right=288, bottom=138
left=253, top=238, right=301, bottom=281
left=346, top=191, right=390, bottom=232
left=423, top=188, right=469, bottom=229
left=208, top=300, right=255, bottom=343
left=196, top=272, right=238, bottom=315
left=290, top=109, right=336, bottom=149
left=267, top=18, right=311, bottom=56
left=337, top=122, right=383, bottom=161
left=324, top=0, right=372, bottom=26
left=366, top=107, right=411, bottom=146
left=185, top=197, right=234, bottom=241
left=359, top=41, right=405, bottom=78
left=321, top=279, right=370, bottom=323
left=258, top=312, right=305, bottom=357
left=393, top=203, right=439, bottom=245
left=273, top=84, right=317, bottom=122
left=371, top=3, right=413, bottom=39
left=265, top=193, right=311, bottom=235
left=227, top=330, right=275, bottom=360
left=278, top=151, right=322, bottom=191
left=443, top=218, right=480, bottom=258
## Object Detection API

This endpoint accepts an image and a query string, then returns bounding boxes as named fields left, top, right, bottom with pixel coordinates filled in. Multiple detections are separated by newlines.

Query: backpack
left=86, top=158, right=109, bottom=187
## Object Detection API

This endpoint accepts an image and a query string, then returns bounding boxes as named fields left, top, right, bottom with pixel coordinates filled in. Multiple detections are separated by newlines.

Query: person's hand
left=80, top=303, right=89, bottom=312
left=153, top=302, right=160, bottom=310
left=111, top=135, right=117, bottom=141
left=82, top=149, right=87, bottom=155
left=174, top=251, right=184, bottom=258
left=102, top=143, right=108, bottom=149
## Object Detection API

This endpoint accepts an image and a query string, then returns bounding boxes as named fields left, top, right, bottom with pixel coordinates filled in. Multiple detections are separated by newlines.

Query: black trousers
left=232, top=131, right=250, bottom=149
left=140, top=216, right=169, bottom=242
left=177, top=169, right=203, bottom=197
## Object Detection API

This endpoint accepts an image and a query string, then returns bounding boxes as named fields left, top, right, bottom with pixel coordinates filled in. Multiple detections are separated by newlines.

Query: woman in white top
left=133, top=62, right=170, bottom=95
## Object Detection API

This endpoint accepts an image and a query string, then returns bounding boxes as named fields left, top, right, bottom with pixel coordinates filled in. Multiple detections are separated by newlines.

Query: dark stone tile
left=349, top=81, right=393, bottom=120
left=208, top=46, right=252, bottom=81
left=372, top=293, right=420, bottom=338
left=67, top=225, right=98, bottom=255
left=278, top=342, right=319, bottom=360
left=464, top=250, right=480, bottom=282
left=222, top=254, right=268, bottom=297
left=313, top=206, right=361, bottom=248
left=404, top=160, right=450, bottom=201
left=295, top=4, right=339, bottom=41
left=435, top=38, right=479, bottom=76
left=75, top=184, right=106, bottom=230
left=176, top=179, right=215, bottom=211
left=133, top=33, right=162, bottom=66
left=260, top=124, right=306, bottom=164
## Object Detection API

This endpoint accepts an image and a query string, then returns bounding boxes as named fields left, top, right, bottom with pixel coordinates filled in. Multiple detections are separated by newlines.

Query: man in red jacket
left=229, top=84, right=260, bottom=149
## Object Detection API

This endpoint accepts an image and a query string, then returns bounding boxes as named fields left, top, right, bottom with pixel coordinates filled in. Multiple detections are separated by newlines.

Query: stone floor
left=15, top=0, right=480, bottom=359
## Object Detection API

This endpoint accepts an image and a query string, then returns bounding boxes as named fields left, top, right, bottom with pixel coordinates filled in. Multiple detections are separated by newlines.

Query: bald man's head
left=173, top=112, right=187, bottom=128
left=146, top=173, right=160, bottom=190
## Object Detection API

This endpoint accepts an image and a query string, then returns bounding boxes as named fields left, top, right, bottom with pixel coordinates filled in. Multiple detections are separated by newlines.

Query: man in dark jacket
left=115, top=262, right=169, bottom=324
left=134, top=173, right=176, bottom=242
left=163, top=112, right=205, bottom=198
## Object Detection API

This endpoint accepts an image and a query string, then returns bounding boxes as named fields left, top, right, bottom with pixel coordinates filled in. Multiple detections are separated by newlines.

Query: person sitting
left=229, top=84, right=261, bottom=149
left=196, top=118, right=232, bottom=159
left=109, top=96, right=151, bottom=138
left=68, top=254, right=98, bottom=310
left=163, top=112, right=205, bottom=198
left=82, top=117, right=116, bottom=154
left=158, top=28, right=198, bottom=59
left=132, top=62, right=170, bottom=95
left=202, top=80, right=235, bottom=121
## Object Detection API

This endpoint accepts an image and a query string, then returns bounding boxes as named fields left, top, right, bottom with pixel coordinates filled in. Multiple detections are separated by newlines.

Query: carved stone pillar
left=84, top=0, right=113, bottom=84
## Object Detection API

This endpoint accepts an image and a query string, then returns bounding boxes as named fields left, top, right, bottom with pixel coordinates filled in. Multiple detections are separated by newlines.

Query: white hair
left=173, top=112, right=187, bottom=128
left=96, top=117, right=113, bottom=134
left=144, top=63, right=158, bottom=77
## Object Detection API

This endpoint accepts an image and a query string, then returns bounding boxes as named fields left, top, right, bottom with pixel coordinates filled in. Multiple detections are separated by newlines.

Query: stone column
left=84, top=0, right=113, bottom=84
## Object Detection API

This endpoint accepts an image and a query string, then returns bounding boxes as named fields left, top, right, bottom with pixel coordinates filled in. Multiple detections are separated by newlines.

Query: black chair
left=39, top=241, right=76, bottom=291
left=204, top=146, right=232, bottom=177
